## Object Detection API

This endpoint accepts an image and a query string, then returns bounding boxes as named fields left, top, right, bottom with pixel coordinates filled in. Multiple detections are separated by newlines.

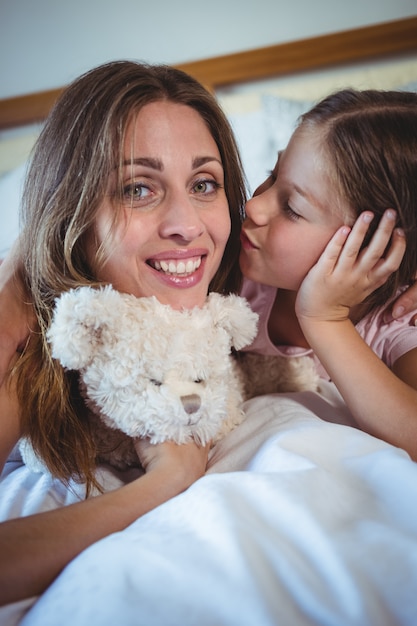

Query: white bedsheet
left=1, top=383, right=417, bottom=626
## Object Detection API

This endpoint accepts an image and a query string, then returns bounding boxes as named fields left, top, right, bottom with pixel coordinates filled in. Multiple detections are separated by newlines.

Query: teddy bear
left=19, top=286, right=259, bottom=470
left=19, top=285, right=319, bottom=472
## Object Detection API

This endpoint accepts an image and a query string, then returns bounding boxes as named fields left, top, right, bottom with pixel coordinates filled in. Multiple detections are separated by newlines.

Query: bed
left=1, top=16, right=417, bottom=626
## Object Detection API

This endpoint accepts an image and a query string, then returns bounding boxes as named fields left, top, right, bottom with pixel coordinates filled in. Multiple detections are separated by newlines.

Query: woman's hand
left=296, top=210, right=406, bottom=323
left=390, top=279, right=417, bottom=321
left=0, top=241, right=35, bottom=384
left=135, top=438, right=210, bottom=491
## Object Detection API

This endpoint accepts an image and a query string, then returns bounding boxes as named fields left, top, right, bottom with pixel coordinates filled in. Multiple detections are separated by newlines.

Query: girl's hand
left=134, top=438, right=210, bottom=490
left=296, top=209, right=406, bottom=323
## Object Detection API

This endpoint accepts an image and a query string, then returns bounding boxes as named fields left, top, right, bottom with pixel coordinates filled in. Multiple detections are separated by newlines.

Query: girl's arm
left=0, top=437, right=209, bottom=606
left=296, top=210, right=417, bottom=460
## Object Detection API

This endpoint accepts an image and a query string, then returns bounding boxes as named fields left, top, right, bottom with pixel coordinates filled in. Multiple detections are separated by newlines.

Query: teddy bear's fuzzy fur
left=235, top=351, right=320, bottom=398
left=41, top=287, right=259, bottom=469
left=20, top=286, right=319, bottom=472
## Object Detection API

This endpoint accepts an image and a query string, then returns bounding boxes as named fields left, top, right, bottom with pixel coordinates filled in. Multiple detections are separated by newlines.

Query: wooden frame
left=1, top=15, right=416, bottom=130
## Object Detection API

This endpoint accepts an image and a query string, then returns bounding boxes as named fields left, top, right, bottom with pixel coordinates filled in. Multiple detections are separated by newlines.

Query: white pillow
left=226, top=96, right=313, bottom=195
left=227, top=107, right=274, bottom=195
left=261, top=94, right=313, bottom=157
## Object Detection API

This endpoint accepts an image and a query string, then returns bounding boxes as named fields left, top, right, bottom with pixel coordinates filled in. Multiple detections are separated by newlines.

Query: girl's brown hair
left=299, top=88, right=417, bottom=314
left=15, top=61, right=246, bottom=493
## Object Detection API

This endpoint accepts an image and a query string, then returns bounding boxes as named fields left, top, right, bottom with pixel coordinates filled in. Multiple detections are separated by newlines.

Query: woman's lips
left=148, top=256, right=202, bottom=276
left=147, top=250, right=207, bottom=277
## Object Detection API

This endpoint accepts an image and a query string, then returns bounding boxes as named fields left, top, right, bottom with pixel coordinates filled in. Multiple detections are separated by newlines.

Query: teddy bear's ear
left=206, top=293, right=259, bottom=350
left=47, top=285, right=121, bottom=370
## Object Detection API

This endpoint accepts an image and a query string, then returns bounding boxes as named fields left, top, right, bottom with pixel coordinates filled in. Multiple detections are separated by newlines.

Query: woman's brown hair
left=14, top=61, right=246, bottom=493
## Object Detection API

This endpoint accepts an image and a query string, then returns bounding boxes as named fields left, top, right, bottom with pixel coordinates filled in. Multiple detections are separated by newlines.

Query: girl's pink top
left=240, top=278, right=417, bottom=380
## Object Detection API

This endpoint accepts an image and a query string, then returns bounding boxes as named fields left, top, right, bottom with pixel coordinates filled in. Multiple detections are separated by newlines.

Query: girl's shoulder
left=240, top=278, right=277, bottom=315
left=356, top=287, right=417, bottom=368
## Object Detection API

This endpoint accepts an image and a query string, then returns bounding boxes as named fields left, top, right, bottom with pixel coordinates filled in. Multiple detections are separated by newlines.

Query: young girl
left=240, top=88, right=417, bottom=460
left=0, top=59, right=246, bottom=605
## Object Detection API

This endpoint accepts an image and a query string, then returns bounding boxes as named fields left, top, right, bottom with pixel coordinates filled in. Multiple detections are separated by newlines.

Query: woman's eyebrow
left=192, top=156, right=223, bottom=169
left=121, top=156, right=222, bottom=170
left=122, top=157, right=163, bottom=170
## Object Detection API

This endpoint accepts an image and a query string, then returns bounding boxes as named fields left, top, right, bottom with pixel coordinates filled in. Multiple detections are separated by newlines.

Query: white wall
left=1, top=0, right=416, bottom=99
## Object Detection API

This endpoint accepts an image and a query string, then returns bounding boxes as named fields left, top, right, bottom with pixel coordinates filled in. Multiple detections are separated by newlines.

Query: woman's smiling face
left=88, top=100, right=231, bottom=309
left=240, top=127, right=351, bottom=291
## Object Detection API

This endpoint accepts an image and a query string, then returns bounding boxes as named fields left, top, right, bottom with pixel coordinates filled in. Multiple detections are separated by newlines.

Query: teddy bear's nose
left=181, top=394, right=201, bottom=414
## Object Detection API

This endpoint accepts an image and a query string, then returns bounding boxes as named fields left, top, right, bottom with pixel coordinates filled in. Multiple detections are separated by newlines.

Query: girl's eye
left=192, top=179, right=221, bottom=195
left=284, top=203, right=302, bottom=221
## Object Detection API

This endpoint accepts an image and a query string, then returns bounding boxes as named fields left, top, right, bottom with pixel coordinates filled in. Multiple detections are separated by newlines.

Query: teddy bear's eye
left=150, top=378, right=162, bottom=387
left=194, top=379, right=203, bottom=384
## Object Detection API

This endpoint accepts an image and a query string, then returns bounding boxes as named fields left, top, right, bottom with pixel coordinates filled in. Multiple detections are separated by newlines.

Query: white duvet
left=1, top=383, right=417, bottom=626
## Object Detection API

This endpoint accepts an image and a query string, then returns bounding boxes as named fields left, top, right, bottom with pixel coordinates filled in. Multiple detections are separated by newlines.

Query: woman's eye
left=192, top=179, right=220, bottom=195
left=122, top=182, right=151, bottom=201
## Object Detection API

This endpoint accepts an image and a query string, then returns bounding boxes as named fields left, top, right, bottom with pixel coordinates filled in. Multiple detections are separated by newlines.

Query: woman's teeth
left=152, top=257, right=202, bottom=275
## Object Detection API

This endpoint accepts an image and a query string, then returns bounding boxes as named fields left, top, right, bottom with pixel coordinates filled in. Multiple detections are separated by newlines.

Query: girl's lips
left=240, top=230, right=258, bottom=250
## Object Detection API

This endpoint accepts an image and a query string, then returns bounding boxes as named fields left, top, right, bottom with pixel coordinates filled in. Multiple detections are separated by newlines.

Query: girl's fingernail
left=362, top=212, right=373, bottom=223
left=386, top=209, right=397, bottom=220
left=395, top=227, right=405, bottom=237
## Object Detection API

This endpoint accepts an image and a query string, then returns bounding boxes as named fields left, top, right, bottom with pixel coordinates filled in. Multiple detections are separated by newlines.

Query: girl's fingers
left=338, top=209, right=401, bottom=275
left=358, top=209, right=398, bottom=267
left=371, top=227, right=406, bottom=278
left=312, top=209, right=404, bottom=285
left=338, top=211, right=374, bottom=265
left=315, top=225, right=351, bottom=273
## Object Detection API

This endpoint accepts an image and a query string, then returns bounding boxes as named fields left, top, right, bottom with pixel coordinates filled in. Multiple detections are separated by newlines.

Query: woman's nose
left=159, top=195, right=205, bottom=241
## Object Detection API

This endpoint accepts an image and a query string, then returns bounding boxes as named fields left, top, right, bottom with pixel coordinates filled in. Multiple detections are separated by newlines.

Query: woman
left=0, top=59, right=245, bottom=605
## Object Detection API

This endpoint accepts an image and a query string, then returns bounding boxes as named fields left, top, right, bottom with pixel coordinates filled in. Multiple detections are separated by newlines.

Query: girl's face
left=240, top=127, right=351, bottom=290
left=88, top=101, right=231, bottom=309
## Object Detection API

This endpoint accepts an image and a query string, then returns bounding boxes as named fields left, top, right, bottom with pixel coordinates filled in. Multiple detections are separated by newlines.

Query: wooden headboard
left=1, top=15, right=416, bottom=130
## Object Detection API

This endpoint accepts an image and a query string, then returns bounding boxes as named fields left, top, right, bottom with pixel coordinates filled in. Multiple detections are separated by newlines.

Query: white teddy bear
left=26, top=286, right=258, bottom=469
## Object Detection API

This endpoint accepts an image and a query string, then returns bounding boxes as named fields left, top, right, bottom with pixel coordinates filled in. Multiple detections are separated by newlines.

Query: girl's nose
left=159, top=196, right=205, bottom=242
left=245, top=192, right=273, bottom=226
